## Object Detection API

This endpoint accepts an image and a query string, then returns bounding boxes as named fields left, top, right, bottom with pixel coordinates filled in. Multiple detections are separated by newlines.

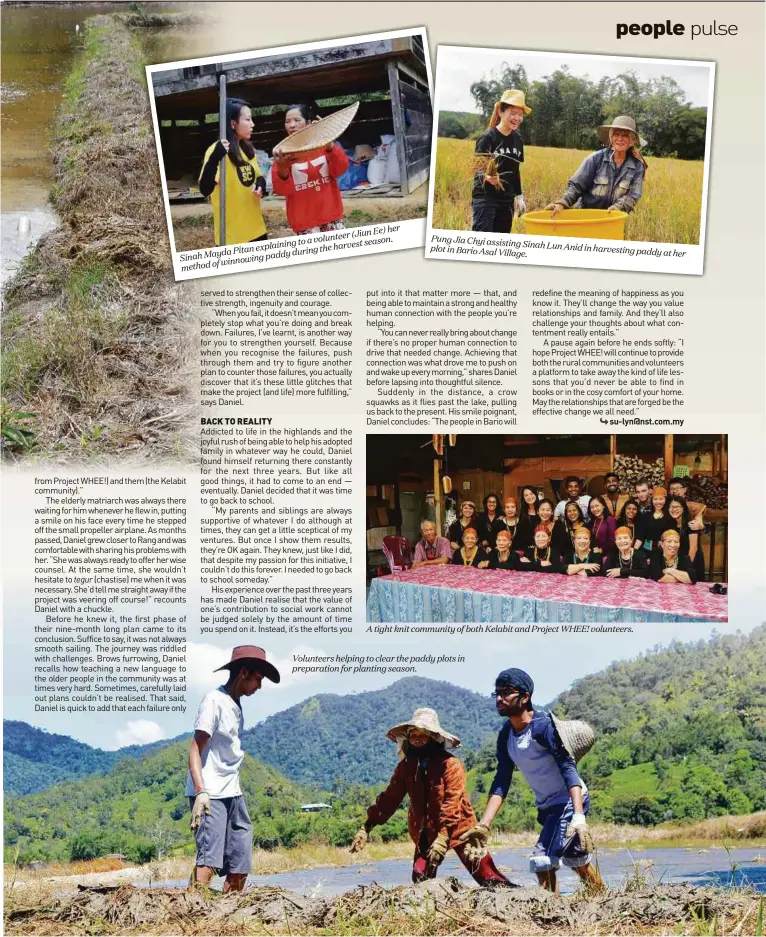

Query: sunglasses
left=709, top=583, right=728, bottom=595
left=491, top=686, right=521, bottom=699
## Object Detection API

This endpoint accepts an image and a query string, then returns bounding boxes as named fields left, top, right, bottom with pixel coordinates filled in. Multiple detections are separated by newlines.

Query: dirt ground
left=4, top=878, right=761, bottom=936
left=170, top=190, right=428, bottom=251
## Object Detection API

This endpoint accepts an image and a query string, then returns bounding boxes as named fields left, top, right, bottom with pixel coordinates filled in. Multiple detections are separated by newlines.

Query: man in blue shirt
left=458, top=668, right=603, bottom=894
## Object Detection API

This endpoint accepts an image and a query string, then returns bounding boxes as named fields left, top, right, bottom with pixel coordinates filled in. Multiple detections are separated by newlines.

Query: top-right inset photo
left=426, top=47, right=715, bottom=275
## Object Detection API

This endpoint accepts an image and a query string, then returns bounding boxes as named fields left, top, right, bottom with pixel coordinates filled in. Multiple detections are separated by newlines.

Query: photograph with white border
left=426, top=46, right=714, bottom=276
left=146, top=28, right=433, bottom=281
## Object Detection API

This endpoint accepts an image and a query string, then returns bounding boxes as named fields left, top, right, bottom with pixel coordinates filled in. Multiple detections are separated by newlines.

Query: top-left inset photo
left=146, top=28, right=433, bottom=280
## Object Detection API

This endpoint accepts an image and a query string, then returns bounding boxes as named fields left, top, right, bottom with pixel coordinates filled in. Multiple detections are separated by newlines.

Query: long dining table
left=366, top=566, right=728, bottom=625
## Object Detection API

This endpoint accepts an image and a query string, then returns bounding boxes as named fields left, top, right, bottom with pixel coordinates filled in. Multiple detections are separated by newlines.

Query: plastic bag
left=385, top=142, right=400, bottom=184
left=367, top=155, right=387, bottom=186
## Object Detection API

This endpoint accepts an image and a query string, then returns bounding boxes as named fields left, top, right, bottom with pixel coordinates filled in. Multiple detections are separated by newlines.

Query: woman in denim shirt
left=546, top=116, right=648, bottom=216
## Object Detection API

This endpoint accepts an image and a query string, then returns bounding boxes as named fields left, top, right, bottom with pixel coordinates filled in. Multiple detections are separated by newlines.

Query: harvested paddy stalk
left=3, top=879, right=761, bottom=936
left=473, top=152, right=505, bottom=191
left=1, top=15, right=196, bottom=462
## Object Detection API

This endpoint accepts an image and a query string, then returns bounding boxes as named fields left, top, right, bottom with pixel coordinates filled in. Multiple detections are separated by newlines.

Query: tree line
left=440, top=64, right=708, bottom=160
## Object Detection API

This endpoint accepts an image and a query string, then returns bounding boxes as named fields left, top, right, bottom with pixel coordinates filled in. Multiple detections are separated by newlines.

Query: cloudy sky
left=435, top=46, right=713, bottom=113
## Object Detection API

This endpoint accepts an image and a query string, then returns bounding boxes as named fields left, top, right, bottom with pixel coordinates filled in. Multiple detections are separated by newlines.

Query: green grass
left=2, top=261, right=126, bottom=400
left=433, top=137, right=704, bottom=244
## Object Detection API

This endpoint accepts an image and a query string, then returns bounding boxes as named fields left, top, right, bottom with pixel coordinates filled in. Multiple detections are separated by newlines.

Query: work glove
left=607, top=203, right=623, bottom=212
left=190, top=791, right=211, bottom=831
left=568, top=813, right=595, bottom=854
left=515, top=195, right=527, bottom=216
left=349, top=827, right=369, bottom=853
left=426, top=832, right=449, bottom=871
left=456, top=823, right=490, bottom=863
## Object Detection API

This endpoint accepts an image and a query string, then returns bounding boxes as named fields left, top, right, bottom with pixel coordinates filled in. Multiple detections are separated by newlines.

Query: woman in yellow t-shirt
left=199, top=98, right=267, bottom=246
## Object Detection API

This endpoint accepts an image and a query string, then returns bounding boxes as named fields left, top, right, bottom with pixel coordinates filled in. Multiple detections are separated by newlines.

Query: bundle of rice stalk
left=473, top=152, right=504, bottom=191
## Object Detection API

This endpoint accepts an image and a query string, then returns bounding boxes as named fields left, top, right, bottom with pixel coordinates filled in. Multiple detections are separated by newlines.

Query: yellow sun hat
left=497, top=89, right=532, bottom=115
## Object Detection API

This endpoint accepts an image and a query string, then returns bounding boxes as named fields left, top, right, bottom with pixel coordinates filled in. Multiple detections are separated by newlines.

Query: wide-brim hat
left=549, top=712, right=595, bottom=762
left=597, top=115, right=646, bottom=148
left=214, top=645, right=281, bottom=683
left=387, top=708, right=461, bottom=749
left=497, top=89, right=531, bottom=116
left=275, top=102, right=359, bottom=155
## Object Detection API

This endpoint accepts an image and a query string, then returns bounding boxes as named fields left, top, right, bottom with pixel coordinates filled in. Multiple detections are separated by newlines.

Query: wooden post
left=610, top=434, right=617, bottom=470
left=433, top=458, right=442, bottom=535
left=720, top=434, right=727, bottom=481
left=387, top=60, right=410, bottom=195
left=663, top=435, right=674, bottom=484
left=218, top=72, right=227, bottom=246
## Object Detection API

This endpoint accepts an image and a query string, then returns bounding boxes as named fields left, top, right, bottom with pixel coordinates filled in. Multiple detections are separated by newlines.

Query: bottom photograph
left=4, top=625, right=765, bottom=936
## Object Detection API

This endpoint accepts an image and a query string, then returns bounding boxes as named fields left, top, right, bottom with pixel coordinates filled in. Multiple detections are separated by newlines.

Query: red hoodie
left=271, top=144, right=349, bottom=232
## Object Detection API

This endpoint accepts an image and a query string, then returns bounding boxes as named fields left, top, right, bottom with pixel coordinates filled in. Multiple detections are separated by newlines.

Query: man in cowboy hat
left=458, top=669, right=604, bottom=895
left=186, top=645, right=280, bottom=891
left=546, top=115, right=647, bottom=217
left=350, top=708, right=515, bottom=887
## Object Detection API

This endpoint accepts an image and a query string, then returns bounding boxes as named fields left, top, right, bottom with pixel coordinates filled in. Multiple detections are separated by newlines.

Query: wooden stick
left=218, top=73, right=227, bottom=246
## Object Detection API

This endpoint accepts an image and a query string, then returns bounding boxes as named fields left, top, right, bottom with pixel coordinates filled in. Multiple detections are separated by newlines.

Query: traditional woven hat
left=214, top=645, right=281, bottom=683
left=497, top=89, right=531, bottom=115
left=549, top=712, right=595, bottom=763
left=275, top=102, right=359, bottom=155
left=597, top=115, right=646, bottom=148
left=387, top=708, right=461, bottom=749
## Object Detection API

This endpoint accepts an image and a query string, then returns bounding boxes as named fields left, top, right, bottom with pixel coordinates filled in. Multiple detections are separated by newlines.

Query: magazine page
left=1, top=1, right=764, bottom=935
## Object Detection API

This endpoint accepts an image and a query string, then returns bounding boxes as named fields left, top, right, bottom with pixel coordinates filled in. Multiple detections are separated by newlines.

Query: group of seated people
left=413, top=474, right=709, bottom=586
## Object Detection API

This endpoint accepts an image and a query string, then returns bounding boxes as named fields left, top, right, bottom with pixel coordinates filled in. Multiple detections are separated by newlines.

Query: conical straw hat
left=275, top=102, right=359, bottom=154
left=549, top=712, right=595, bottom=762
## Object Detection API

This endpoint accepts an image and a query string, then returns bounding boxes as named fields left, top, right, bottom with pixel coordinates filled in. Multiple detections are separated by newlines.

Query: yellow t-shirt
left=201, top=143, right=267, bottom=246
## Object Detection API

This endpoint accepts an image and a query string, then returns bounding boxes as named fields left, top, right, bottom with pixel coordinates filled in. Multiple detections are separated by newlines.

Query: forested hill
left=554, top=626, right=766, bottom=752
left=3, top=741, right=339, bottom=865
left=552, top=626, right=766, bottom=823
left=241, top=676, right=503, bottom=787
left=2, top=721, right=184, bottom=796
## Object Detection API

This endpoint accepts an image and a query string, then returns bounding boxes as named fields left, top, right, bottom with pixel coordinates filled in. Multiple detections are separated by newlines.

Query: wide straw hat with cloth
left=387, top=708, right=461, bottom=751
left=596, top=115, right=646, bottom=148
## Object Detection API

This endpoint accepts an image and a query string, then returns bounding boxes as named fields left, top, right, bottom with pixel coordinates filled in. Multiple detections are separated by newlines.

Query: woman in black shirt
left=604, top=526, right=650, bottom=579
left=562, top=501, right=587, bottom=555
left=563, top=527, right=603, bottom=577
left=472, top=90, right=530, bottom=233
left=448, top=500, right=477, bottom=550
left=492, top=497, right=524, bottom=550
left=650, top=529, right=697, bottom=584
left=450, top=527, right=484, bottom=567
left=486, top=528, right=519, bottom=571
left=476, top=492, right=502, bottom=550
left=517, top=526, right=562, bottom=574
left=617, top=498, right=641, bottom=549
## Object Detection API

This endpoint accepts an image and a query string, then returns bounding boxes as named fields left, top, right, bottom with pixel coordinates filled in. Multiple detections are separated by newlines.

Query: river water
left=153, top=845, right=766, bottom=895
left=0, top=4, right=203, bottom=286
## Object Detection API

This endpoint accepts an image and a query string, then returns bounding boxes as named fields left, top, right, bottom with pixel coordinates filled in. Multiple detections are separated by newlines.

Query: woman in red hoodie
left=271, top=104, right=349, bottom=235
